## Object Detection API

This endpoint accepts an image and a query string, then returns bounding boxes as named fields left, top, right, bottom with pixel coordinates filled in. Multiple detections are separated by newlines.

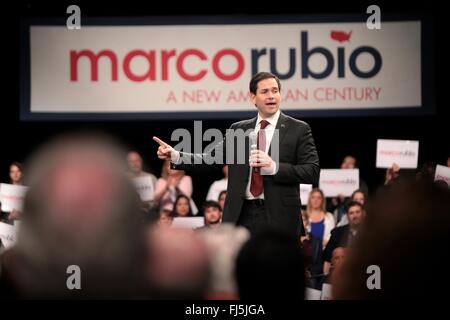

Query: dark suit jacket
left=323, top=225, right=351, bottom=262
left=172, top=112, right=320, bottom=236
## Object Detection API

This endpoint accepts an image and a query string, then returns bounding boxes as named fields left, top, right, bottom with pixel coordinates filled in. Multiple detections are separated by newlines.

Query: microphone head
left=249, top=131, right=258, bottom=172
left=249, top=131, right=257, bottom=148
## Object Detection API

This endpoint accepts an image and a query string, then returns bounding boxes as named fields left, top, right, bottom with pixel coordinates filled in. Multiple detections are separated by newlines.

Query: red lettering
left=70, top=48, right=247, bottom=82
left=123, top=50, right=156, bottom=81
left=176, top=49, right=207, bottom=81
left=212, top=49, right=244, bottom=81
left=70, top=50, right=118, bottom=81
left=161, top=50, right=176, bottom=81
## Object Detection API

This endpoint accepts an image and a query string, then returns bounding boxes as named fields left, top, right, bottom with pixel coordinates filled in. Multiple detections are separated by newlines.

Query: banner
left=0, top=183, right=28, bottom=212
left=319, top=169, right=359, bottom=197
left=20, top=16, right=433, bottom=120
left=0, top=222, right=17, bottom=249
left=171, top=217, right=205, bottom=229
left=376, top=139, right=419, bottom=169
left=435, top=165, right=450, bottom=186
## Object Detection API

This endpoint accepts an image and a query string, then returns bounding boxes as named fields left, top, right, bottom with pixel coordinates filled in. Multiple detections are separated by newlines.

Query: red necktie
left=250, top=120, right=269, bottom=197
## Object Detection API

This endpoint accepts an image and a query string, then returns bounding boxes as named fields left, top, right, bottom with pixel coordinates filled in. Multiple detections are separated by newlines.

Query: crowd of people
left=0, top=133, right=449, bottom=299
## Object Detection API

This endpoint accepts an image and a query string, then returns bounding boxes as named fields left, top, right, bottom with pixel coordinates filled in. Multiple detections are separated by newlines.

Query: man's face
left=251, top=78, right=281, bottom=118
left=352, top=192, right=365, bottom=205
left=347, top=205, right=365, bottom=229
left=331, top=247, right=346, bottom=267
left=204, top=206, right=222, bottom=225
left=341, top=156, right=356, bottom=169
left=127, top=152, right=142, bottom=174
left=9, top=165, right=22, bottom=184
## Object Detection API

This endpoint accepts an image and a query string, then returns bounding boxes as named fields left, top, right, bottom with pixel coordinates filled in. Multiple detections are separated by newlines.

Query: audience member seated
left=171, top=194, right=194, bottom=218
left=126, top=151, right=157, bottom=211
left=300, top=210, right=324, bottom=290
left=154, top=159, right=193, bottom=212
left=201, top=200, right=222, bottom=228
left=333, top=178, right=450, bottom=299
left=198, top=224, right=250, bottom=299
left=145, top=227, right=210, bottom=299
left=306, top=188, right=335, bottom=248
left=0, top=133, right=147, bottom=298
left=323, top=201, right=366, bottom=275
left=336, top=189, right=367, bottom=227
left=218, top=190, right=227, bottom=211
left=206, top=165, right=228, bottom=202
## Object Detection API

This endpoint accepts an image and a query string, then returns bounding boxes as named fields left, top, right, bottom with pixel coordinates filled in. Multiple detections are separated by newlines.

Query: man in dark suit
left=154, top=72, right=319, bottom=237
left=323, top=201, right=366, bottom=274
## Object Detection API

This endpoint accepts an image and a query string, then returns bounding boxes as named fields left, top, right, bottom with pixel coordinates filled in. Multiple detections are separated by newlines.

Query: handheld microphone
left=249, top=131, right=259, bottom=173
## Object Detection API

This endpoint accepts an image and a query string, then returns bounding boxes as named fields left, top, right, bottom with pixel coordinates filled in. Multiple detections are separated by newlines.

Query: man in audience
left=127, top=151, right=158, bottom=211
left=206, top=165, right=228, bottom=203
left=333, top=178, right=450, bottom=299
left=0, top=133, right=147, bottom=298
left=199, top=224, right=250, bottom=299
left=145, top=227, right=211, bottom=299
left=202, top=200, right=222, bottom=228
left=323, top=201, right=365, bottom=274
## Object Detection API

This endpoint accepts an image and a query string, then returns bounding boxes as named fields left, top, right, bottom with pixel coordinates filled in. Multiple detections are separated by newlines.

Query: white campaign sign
left=319, top=169, right=359, bottom=197
left=0, top=183, right=28, bottom=212
left=305, top=287, right=322, bottom=300
left=435, top=165, right=450, bottom=186
left=376, top=139, right=419, bottom=169
left=299, top=184, right=313, bottom=205
left=132, top=176, right=155, bottom=201
left=171, top=217, right=205, bottom=229
left=0, top=222, right=17, bottom=249
left=321, top=283, right=333, bottom=300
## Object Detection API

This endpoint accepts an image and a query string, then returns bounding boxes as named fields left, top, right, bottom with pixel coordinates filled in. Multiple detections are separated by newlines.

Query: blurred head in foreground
left=0, top=133, right=146, bottom=298
left=333, top=178, right=450, bottom=299
left=145, top=226, right=211, bottom=299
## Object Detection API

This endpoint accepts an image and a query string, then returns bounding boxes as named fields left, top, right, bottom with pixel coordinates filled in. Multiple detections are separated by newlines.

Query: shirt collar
left=256, top=109, right=280, bottom=129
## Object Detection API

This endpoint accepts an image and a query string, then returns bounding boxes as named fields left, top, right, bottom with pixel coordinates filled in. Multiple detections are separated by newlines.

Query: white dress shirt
left=245, top=109, right=280, bottom=200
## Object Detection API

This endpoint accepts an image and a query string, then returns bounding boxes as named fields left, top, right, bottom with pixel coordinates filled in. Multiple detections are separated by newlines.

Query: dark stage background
left=1, top=0, right=447, bottom=208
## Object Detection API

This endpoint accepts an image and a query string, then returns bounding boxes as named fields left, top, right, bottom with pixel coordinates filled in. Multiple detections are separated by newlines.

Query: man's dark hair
left=202, top=200, right=222, bottom=212
left=346, top=200, right=364, bottom=213
left=249, top=72, right=281, bottom=95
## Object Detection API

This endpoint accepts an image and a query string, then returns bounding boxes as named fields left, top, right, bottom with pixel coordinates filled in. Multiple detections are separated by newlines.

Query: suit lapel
left=269, top=112, right=288, bottom=155
left=244, top=117, right=258, bottom=161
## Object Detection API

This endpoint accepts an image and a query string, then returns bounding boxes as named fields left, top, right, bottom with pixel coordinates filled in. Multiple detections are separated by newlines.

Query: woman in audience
left=300, top=210, right=324, bottom=290
left=1, top=162, right=24, bottom=223
left=306, top=188, right=335, bottom=248
left=154, top=159, right=193, bottom=211
left=218, top=190, right=227, bottom=211
left=171, top=194, right=193, bottom=218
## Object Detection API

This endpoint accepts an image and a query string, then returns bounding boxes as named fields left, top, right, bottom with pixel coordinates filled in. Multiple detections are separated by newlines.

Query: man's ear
left=250, top=93, right=256, bottom=106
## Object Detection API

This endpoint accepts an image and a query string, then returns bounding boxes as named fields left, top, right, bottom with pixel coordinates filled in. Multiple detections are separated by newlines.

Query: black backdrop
left=1, top=0, right=448, bottom=208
